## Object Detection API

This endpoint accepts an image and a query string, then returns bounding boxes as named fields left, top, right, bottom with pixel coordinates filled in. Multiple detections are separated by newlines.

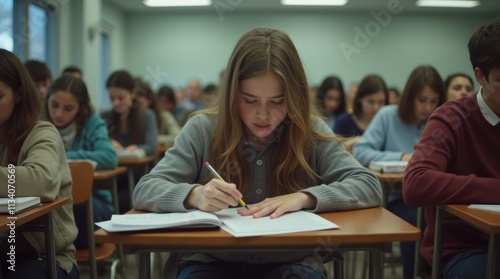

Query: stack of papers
left=369, top=161, right=408, bottom=173
left=118, top=148, right=146, bottom=159
left=96, top=208, right=339, bottom=237
left=468, top=204, right=500, bottom=213
left=0, top=197, right=41, bottom=214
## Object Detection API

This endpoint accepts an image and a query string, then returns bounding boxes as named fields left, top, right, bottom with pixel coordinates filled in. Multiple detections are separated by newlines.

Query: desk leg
left=432, top=208, right=443, bottom=279
left=139, top=252, right=151, bottom=279
left=45, top=211, right=57, bottom=279
left=486, top=233, right=498, bottom=279
left=127, top=168, right=135, bottom=208
left=368, top=250, right=383, bottom=279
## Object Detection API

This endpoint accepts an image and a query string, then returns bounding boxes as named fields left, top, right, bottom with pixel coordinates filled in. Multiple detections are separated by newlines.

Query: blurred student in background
left=334, top=74, right=388, bottom=151
left=444, top=73, right=474, bottom=101
left=44, top=75, right=117, bottom=249
left=353, top=65, right=446, bottom=279
left=316, top=76, right=346, bottom=130
left=135, top=79, right=180, bottom=147
left=203, top=83, right=217, bottom=108
left=388, top=87, right=401, bottom=105
left=24, top=59, right=52, bottom=104
left=0, top=49, right=79, bottom=278
left=61, top=66, right=83, bottom=79
left=101, top=70, right=158, bottom=213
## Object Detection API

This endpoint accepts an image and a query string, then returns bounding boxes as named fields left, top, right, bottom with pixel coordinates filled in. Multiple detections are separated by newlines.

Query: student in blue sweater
left=44, top=75, right=118, bottom=249
left=352, top=65, right=446, bottom=279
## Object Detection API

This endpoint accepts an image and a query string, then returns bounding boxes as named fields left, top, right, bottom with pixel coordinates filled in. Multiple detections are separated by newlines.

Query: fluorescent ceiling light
left=143, top=0, right=212, bottom=7
left=416, top=0, right=480, bottom=8
left=281, top=0, right=348, bottom=6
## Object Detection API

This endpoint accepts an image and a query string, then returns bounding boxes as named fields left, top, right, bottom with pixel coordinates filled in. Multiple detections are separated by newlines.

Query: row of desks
left=1, top=166, right=497, bottom=279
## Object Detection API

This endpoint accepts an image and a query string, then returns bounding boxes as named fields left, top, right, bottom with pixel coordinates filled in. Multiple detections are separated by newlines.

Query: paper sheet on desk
left=468, top=204, right=500, bottom=213
left=214, top=208, right=339, bottom=237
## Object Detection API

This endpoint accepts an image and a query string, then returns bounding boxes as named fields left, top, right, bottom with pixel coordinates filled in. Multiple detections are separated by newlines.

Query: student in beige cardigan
left=0, top=49, right=79, bottom=279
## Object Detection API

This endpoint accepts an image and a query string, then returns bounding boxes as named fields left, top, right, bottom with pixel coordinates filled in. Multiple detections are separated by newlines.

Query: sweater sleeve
left=352, top=107, right=404, bottom=166
left=403, top=110, right=500, bottom=206
left=66, top=115, right=118, bottom=170
left=157, top=111, right=181, bottom=147
left=0, top=122, right=68, bottom=201
left=138, top=109, right=158, bottom=156
left=133, top=114, right=209, bottom=212
left=301, top=119, right=382, bottom=212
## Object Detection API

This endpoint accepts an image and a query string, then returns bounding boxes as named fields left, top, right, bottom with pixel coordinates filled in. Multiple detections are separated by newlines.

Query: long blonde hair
left=201, top=27, right=340, bottom=196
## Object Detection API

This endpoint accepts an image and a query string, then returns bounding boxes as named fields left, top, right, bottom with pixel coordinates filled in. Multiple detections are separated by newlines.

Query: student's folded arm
left=138, top=109, right=158, bottom=156
left=403, top=117, right=500, bottom=206
left=133, top=115, right=208, bottom=212
left=300, top=119, right=382, bottom=213
left=0, top=125, right=65, bottom=200
left=352, top=111, right=402, bottom=166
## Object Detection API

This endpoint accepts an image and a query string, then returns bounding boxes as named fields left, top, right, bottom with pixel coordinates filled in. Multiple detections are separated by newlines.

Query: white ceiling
left=108, top=0, right=500, bottom=14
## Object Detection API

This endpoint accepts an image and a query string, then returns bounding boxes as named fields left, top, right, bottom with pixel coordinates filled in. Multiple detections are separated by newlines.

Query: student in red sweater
left=403, top=19, right=500, bottom=279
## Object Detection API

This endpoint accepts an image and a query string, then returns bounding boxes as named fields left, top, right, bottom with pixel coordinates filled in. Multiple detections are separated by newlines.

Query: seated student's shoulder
left=184, top=113, right=216, bottom=129
left=430, top=94, right=479, bottom=124
left=30, top=120, right=61, bottom=139
left=86, top=113, right=107, bottom=127
left=336, top=112, right=352, bottom=123
left=311, top=115, right=335, bottom=134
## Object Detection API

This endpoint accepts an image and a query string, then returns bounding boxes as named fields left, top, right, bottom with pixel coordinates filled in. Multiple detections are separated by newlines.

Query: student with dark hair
left=24, top=59, right=52, bottom=104
left=316, top=76, right=346, bottom=130
left=61, top=66, right=83, bottom=79
left=101, top=70, right=157, bottom=213
left=388, top=87, right=401, bottom=105
left=0, top=49, right=79, bottom=278
left=353, top=65, right=447, bottom=279
left=135, top=79, right=180, bottom=147
left=203, top=83, right=217, bottom=108
left=133, top=27, right=381, bottom=279
left=44, top=75, right=117, bottom=249
left=444, top=73, right=474, bottom=101
left=334, top=74, right=388, bottom=150
left=404, top=19, right=500, bottom=279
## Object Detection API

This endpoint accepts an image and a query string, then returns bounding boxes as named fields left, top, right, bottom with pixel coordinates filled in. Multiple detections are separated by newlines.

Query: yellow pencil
left=204, top=161, right=249, bottom=210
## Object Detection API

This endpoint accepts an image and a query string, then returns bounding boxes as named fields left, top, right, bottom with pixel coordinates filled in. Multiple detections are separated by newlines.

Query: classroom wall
left=122, top=10, right=495, bottom=92
left=56, top=2, right=498, bottom=110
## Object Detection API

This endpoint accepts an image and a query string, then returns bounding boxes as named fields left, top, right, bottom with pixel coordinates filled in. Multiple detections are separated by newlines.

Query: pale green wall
left=124, top=11, right=494, bottom=92
left=57, top=2, right=498, bottom=110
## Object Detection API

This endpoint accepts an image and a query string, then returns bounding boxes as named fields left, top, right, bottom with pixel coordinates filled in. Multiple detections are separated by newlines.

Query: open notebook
left=369, top=161, right=408, bottom=173
left=117, top=148, right=146, bottom=159
left=468, top=204, right=500, bottom=213
left=95, top=208, right=339, bottom=237
left=0, top=197, right=41, bottom=214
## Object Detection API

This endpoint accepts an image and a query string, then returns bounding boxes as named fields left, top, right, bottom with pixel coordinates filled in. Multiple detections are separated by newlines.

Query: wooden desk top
left=369, top=169, right=404, bottom=183
left=157, top=145, right=170, bottom=155
left=0, top=197, right=69, bottom=233
left=118, top=156, right=156, bottom=166
left=93, top=166, right=127, bottom=180
left=95, top=207, right=420, bottom=247
left=441, top=205, right=500, bottom=233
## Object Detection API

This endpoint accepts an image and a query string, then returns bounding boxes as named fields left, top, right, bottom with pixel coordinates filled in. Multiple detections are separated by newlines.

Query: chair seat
left=75, top=243, right=116, bottom=262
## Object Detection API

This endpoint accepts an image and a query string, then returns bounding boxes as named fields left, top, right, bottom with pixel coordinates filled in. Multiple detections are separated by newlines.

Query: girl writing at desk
left=0, top=49, right=79, bottom=278
left=133, top=27, right=381, bottom=279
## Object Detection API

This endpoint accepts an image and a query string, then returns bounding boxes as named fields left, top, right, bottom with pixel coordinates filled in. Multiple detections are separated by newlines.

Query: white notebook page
left=214, top=208, right=339, bottom=237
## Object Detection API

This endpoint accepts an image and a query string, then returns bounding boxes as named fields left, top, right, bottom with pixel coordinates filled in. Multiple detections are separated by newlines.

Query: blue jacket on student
left=66, top=114, right=118, bottom=170
left=352, top=105, right=426, bottom=166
